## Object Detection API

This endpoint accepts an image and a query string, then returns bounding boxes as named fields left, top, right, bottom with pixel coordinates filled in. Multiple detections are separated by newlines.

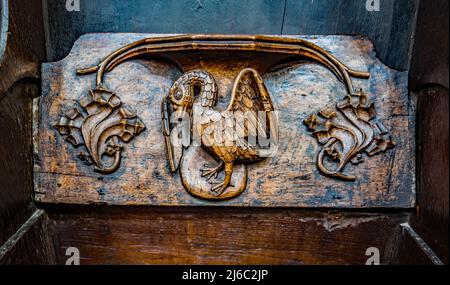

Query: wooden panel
left=0, top=0, right=46, bottom=97
left=0, top=0, right=46, bottom=247
left=43, top=0, right=418, bottom=70
left=0, top=210, right=57, bottom=265
left=0, top=0, right=56, bottom=264
left=43, top=0, right=286, bottom=61
left=34, top=34, right=415, bottom=208
left=385, top=222, right=437, bottom=265
left=47, top=206, right=409, bottom=265
left=411, top=85, right=449, bottom=264
left=408, top=0, right=449, bottom=264
left=409, top=0, right=449, bottom=88
left=283, top=0, right=419, bottom=70
left=0, top=80, right=36, bottom=246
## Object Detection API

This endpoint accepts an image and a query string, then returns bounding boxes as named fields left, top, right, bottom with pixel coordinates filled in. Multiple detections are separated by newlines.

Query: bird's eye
left=174, top=89, right=183, bottom=101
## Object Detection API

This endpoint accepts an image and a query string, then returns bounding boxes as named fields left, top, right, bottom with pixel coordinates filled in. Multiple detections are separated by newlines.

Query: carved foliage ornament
left=304, top=90, right=395, bottom=180
left=54, top=35, right=395, bottom=200
left=54, top=86, right=145, bottom=173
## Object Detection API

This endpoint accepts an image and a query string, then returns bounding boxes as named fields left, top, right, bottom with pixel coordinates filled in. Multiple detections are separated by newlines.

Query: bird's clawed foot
left=209, top=162, right=234, bottom=196
left=210, top=181, right=228, bottom=195
left=200, top=161, right=224, bottom=181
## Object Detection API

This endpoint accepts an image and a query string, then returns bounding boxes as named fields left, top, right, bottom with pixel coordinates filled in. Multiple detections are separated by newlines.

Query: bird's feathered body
left=162, top=68, right=277, bottom=195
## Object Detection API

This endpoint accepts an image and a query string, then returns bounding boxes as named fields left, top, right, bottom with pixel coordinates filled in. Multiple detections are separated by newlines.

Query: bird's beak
left=173, top=104, right=189, bottom=124
left=172, top=105, right=191, bottom=148
left=175, top=105, right=187, bottom=117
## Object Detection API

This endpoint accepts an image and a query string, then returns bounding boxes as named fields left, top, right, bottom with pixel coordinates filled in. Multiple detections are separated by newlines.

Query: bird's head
left=169, top=79, right=195, bottom=115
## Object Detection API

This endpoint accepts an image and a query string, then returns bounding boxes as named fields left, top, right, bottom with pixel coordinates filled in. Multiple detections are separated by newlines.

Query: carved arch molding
left=34, top=34, right=415, bottom=208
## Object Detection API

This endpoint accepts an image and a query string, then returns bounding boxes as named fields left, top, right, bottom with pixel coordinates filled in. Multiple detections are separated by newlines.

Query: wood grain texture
left=46, top=206, right=410, bottom=265
left=43, top=0, right=286, bottom=62
left=282, top=0, right=419, bottom=70
left=385, top=222, right=437, bottom=265
left=0, top=210, right=57, bottom=265
left=407, top=0, right=449, bottom=264
left=411, top=83, right=449, bottom=264
left=0, top=0, right=46, bottom=97
left=0, top=80, right=36, bottom=246
left=0, top=0, right=443, bottom=266
left=34, top=34, right=415, bottom=208
left=0, top=0, right=57, bottom=265
left=409, top=0, right=449, bottom=89
left=0, top=0, right=46, bottom=249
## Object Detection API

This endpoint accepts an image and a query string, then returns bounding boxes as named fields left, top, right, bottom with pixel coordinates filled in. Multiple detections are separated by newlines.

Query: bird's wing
left=225, top=68, right=275, bottom=142
left=161, top=95, right=190, bottom=172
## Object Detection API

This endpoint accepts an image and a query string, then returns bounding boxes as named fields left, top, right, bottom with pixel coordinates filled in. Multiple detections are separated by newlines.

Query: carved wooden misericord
left=34, top=34, right=415, bottom=207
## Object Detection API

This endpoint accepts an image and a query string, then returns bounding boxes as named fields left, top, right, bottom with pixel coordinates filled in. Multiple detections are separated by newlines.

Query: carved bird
left=162, top=68, right=277, bottom=195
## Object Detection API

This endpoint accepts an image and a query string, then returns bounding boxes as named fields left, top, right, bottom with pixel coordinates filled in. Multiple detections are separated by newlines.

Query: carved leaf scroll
left=304, top=90, right=395, bottom=181
left=54, top=86, right=146, bottom=173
